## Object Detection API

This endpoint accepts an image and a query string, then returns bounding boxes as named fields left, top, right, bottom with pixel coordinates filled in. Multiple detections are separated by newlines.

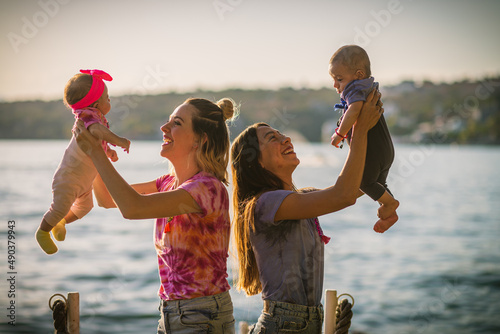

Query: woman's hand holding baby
left=354, top=89, right=383, bottom=134
left=74, top=120, right=104, bottom=157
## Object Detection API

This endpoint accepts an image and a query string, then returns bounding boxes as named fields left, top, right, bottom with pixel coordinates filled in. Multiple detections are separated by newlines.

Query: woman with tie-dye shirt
left=154, top=171, right=230, bottom=300
left=74, top=97, right=237, bottom=333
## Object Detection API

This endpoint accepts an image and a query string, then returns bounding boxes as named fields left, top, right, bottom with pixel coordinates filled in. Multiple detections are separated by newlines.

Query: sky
left=1, top=0, right=499, bottom=102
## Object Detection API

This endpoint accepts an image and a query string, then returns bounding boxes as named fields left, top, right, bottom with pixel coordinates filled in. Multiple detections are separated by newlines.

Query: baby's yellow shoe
left=36, top=228, right=58, bottom=255
left=52, top=219, right=67, bottom=241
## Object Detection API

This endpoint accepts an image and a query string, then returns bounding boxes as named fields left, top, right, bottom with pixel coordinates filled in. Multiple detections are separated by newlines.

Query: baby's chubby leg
left=377, top=191, right=399, bottom=220
left=373, top=191, right=399, bottom=233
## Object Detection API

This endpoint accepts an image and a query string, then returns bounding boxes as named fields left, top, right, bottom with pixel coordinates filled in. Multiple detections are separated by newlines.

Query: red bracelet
left=335, top=127, right=347, bottom=139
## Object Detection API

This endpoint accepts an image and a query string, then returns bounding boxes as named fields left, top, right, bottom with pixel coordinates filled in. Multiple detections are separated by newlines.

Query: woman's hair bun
left=217, top=98, right=236, bottom=121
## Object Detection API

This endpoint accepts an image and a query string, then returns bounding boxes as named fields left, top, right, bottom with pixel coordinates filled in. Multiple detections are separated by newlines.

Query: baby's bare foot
left=373, top=212, right=399, bottom=233
left=378, top=199, right=400, bottom=220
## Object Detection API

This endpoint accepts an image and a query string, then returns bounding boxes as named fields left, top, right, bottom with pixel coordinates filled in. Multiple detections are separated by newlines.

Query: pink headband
left=70, top=69, right=113, bottom=110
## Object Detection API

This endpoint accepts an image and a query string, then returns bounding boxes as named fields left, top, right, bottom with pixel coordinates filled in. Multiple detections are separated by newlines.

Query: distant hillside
left=1, top=77, right=499, bottom=144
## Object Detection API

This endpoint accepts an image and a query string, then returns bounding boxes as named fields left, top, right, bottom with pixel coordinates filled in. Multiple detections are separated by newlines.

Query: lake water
left=1, top=140, right=499, bottom=334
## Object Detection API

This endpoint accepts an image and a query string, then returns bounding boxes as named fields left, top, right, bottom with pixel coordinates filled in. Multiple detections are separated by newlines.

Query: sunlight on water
left=0, top=140, right=499, bottom=333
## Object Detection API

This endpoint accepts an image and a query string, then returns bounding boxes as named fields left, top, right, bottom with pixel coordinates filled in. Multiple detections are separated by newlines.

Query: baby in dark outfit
left=329, top=45, right=399, bottom=233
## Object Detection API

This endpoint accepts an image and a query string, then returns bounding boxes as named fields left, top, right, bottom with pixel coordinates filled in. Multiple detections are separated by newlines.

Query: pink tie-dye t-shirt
left=154, top=171, right=231, bottom=300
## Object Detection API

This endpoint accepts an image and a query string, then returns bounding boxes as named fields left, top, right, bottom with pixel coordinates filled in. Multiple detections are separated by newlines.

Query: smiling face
left=160, top=103, right=199, bottom=163
left=257, top=125, right=299, bottom=186
left=329, top=61, right=364, bottom=94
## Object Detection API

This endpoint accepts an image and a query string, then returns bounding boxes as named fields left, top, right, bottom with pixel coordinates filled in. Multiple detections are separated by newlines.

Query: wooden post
left=324, top=289, right=338, bottom=334
left=67, top=292, right=79, bottom=334
left=239, top=321, right=249, bottom=334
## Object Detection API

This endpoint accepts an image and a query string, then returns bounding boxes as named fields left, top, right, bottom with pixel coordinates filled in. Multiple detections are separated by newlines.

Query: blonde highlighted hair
left=186, top=97, right=237, bottom=185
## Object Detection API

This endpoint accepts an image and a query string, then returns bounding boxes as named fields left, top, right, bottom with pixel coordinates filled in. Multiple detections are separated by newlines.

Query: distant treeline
left=1, top=77, right=500, bottom=144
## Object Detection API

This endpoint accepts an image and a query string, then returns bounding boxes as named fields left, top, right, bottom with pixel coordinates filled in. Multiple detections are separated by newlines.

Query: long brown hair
left=230, top=122, right=286, bottom=295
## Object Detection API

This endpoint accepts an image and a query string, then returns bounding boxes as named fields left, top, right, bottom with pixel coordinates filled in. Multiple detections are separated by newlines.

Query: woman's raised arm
left=93, top=174, right=158, bottom=209
left=75, top=121, right=201, bottom=220
left=275, top=89, right=382, bottom=221
left=93, top=174, right=116, bottom=208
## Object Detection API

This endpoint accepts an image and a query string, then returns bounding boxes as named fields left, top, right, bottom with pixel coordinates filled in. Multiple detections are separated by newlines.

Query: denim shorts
left=157, top=291, right=235, bottom=334
left=249, top=300, right=324, bottom=334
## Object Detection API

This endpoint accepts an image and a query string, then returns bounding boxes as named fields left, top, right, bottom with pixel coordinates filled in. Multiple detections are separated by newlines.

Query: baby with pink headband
left=36, top=69, right=131, bottom=254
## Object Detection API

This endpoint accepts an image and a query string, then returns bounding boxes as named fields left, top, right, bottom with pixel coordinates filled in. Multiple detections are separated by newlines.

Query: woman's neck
left=171, top=160, right=201, bottom=187
left=283, top=181, right=294, bottom=191
left=276, top=168, right=294, bottom=191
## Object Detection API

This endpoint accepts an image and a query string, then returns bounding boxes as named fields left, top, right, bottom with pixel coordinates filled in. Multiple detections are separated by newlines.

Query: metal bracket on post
left=324, top=290, right=355, bottom=334
left=49, top=292, right=79, bottom=334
